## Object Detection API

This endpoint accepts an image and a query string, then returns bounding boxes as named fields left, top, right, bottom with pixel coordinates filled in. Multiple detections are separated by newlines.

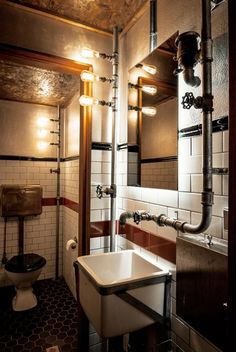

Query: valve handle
left=182, top=92, right=194, bottom=109
left=96, top=185, right=103, bottom=199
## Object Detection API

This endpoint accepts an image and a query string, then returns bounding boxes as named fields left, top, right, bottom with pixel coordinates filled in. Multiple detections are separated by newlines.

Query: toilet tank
left=0, top=184, right=42, bottom=217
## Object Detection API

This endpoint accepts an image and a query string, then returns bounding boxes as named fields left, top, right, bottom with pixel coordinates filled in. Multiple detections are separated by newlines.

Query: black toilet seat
left=5, top=253, right=46, bottom=273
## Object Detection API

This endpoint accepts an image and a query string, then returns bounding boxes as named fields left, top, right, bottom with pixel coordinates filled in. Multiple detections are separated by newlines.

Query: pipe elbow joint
left=183, top=68, right=201, bottom=87
left=119, top=211, right=134, bottom=226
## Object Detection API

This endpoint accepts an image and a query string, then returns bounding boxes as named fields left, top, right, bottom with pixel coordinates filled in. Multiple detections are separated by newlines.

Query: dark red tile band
left=42, top=197, right=79, bottom=213
left=90, top=221, right=176, bottom=264
left=41, top=200, right=176, bottom=264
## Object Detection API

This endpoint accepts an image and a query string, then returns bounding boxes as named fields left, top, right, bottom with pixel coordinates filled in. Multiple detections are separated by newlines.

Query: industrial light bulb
left=142, top=107, right=157, bottom=116
left=80, top=70, right=99, bottom=82
left=81, top=47, right=100, bottom=59
left=142, top=85, right=157, bottom=95
left=142, top=64, right=157, bottom=75
left=79, top=95, right=99, bottom=106
left=37, top=117, right=49, bottom=127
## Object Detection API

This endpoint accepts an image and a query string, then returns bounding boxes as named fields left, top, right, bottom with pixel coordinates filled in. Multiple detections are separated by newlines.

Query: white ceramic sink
left=77, top=250, right=170, bottom=337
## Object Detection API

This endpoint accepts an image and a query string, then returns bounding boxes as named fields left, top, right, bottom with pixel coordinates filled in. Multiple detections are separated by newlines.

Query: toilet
left=5, top=253, right=46, bottom=311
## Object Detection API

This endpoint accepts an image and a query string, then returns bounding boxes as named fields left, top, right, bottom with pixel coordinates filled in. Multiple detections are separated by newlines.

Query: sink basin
left=76, top=250, right=170, bottom=337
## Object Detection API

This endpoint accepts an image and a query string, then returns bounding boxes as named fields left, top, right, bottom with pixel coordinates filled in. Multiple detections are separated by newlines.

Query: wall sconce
left=135, top=63, right=157, bottom=75
left=128, top=105, right=157, bottom=117
left=37, top=117, right=49, bottom=127
left=128, top=82, right=157, bottom=95
left=36, top=116, right=60, bottom=151
left=81, top=47, right=115, bottom=62
left=80, top=70, right=114, bottom=84
left=79, top=95, right=113, bottom=107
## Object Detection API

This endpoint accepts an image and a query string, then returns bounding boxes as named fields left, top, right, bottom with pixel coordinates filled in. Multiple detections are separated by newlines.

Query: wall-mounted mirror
left=127, top=33, right=178, bottom=190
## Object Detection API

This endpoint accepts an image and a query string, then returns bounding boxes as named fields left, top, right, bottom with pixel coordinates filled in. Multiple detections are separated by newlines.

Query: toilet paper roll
left=66, top=239, right=77, bottom=251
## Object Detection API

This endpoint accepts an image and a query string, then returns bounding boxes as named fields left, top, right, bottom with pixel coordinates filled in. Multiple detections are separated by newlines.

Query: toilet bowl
left=5, top=253, right=46, bottom=311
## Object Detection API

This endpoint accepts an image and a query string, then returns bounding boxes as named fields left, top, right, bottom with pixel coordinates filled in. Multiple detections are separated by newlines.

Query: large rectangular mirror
left=127, top=33, right=178, bottom=190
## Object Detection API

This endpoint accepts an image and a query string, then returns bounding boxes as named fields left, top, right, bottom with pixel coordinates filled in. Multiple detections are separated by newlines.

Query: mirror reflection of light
left=37, top=117, right=49, bottom=127
left=37, top=129, right=48, bottom=138
left=142, top=85, right=157, bottom=95
left=142, top=107, right=157, bottom=116
left=142, top=64, right=157, bottom=75
left=129, top=89, right=138, bottom=105
left=81, top=47, right=99, bottom=59
left=79, top=95, right=98, bottom=106
left=80, top=70, right=98, bottom=82
left=38, top=141, right=49, bottom=150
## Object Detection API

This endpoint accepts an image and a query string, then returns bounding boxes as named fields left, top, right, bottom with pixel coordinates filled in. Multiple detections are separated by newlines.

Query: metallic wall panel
left=176, top=237, right=228, bottom=351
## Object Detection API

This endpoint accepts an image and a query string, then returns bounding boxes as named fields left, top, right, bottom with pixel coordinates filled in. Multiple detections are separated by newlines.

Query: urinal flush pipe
left=159, top=0, right=214, bottom=234
left=120, top=0, right=214, bottom=235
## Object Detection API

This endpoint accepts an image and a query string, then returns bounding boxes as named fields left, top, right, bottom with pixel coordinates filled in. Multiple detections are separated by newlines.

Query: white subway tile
left=179, top=138, right=191, bottom=156
left=192, top=136, right=202, bottom=155
left=90, top=237, right=101, bottom=250
left=191, top=212, right=222, bottom=238
left=213, top=132, right=223, bottom=153
left=223, top=175, right=228, bottom=196
left=191, top=174, right=202, bottom=193
left=213, top=175, right=222, bottom=195
left=212, top=196, right=228, bottom=217
left=223, top=130, right=229, bottom=152
left=178, top=174, right=191, bottom=192
left=179, top=192, right=202, bottom=212
left=91, top=162, right=102, bottom=174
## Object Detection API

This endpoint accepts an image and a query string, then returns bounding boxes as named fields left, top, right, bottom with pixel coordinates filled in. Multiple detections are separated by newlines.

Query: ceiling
left=12, top=0, right=148, bottom=33
left=0, top=59, right=80, bottom=107
left=0, top=0, right=149, bottom=106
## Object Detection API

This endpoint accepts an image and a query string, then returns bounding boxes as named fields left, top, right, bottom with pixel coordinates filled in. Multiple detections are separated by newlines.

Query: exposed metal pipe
left=158, top=0, right=214, bottom=234
left=110, top=27, right=119, bottom=252
left=120, top=0, right=214, bottom=235
left=51, top=105, right=61, bottom=279
left=150, top=0, right=157, bottom=52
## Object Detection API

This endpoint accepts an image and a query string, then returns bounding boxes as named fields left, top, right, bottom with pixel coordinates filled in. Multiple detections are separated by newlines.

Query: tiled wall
left=0, top=159, right=61, bottom=286
left=61, top=158, right=79, bottom=298
left=117, top=2, right=228, bottom=352
left=90, top=150, right=112, bottom=223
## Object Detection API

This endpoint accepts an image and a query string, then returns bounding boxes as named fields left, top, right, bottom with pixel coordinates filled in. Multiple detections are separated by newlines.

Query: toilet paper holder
left=66, top=236, right=78, bottom=250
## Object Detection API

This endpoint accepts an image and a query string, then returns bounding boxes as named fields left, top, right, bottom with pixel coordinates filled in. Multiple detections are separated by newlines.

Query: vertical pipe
left=201, top=0, right=213, bottom=191
left=55, top=105, right=61, bottom=279
left=157, top=0, right=214, bottom=233
left=150, top=0, right=157, bottom=52
left=110, top=26, right=119, bottom=252
left=18, top=217, right=24, bottom=255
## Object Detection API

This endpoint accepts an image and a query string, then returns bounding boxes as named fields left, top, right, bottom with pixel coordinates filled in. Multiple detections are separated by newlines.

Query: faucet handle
left=133, top=211, right=142, bottom=224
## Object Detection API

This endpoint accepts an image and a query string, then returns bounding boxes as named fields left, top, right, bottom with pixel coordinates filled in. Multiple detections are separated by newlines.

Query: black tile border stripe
left=92, top=142, right=112, bottom=151
left=141, top=156, right=177, bottom=163
left=179, top=115, right=228, bottom=138
left=0, top=155, right=80, bottom=162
